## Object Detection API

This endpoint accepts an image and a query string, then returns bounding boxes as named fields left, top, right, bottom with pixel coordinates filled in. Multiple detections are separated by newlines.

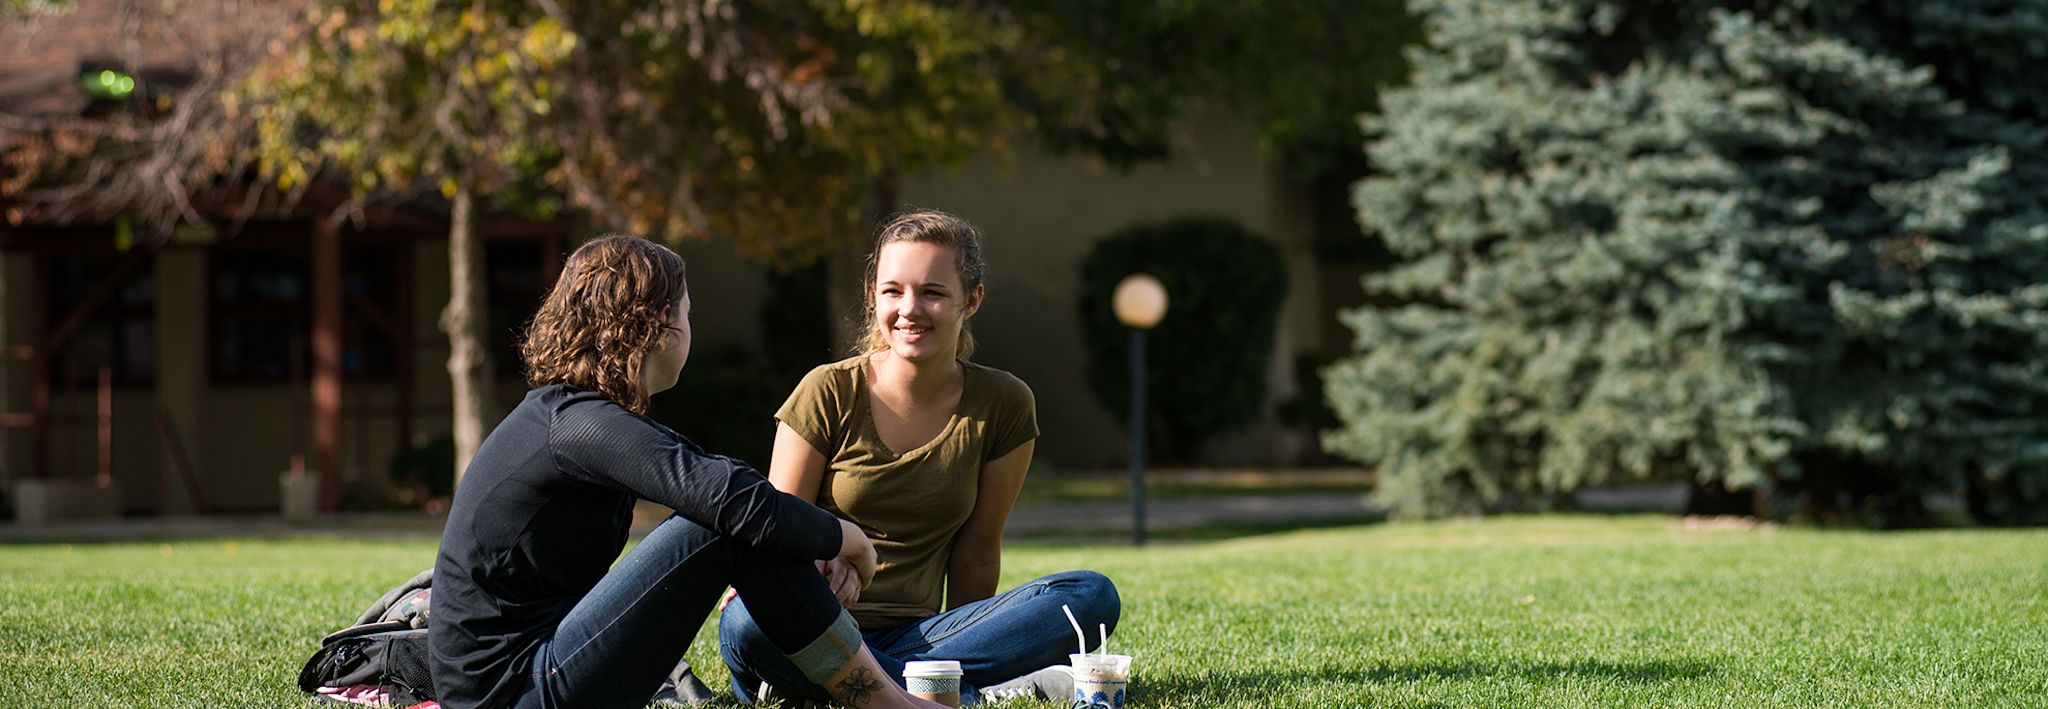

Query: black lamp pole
left=1113, top=273, right=1166, bottom=548
left=1129, top=325, right=1148, bottom=546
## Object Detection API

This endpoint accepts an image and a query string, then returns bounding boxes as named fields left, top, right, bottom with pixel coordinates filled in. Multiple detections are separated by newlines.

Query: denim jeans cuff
left=788, top=610, right=863, bottom=684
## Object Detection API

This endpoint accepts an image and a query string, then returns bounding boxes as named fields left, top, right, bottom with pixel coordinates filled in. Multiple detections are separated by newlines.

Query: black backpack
left=298, top=569, right=437, bottom=706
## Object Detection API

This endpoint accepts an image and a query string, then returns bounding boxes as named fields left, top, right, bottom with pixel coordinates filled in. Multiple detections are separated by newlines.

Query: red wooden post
left=30, top=254, right=48, bottom=479
left=312, top=219, right=344, bottom=512
left=96, top=365, right=112, bottom=488
left=288, top=335, right=306, bottom=476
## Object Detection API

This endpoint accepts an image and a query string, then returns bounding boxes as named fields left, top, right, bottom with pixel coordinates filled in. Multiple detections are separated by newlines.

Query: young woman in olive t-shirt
left=718, top=212, right=1121, bottom=705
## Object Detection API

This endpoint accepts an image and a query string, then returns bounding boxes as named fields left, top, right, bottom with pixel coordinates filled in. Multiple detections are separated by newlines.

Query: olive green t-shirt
left=776, top=355, right=1038, bottom=628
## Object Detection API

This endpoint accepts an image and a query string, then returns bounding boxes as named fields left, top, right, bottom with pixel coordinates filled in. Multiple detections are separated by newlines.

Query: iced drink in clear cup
left=903, top=660, right=963, bottom=707
left=1068, top=653, right=1132, bottom=709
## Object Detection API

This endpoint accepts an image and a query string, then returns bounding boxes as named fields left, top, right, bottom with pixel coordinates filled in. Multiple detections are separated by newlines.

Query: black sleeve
left=549, top=396, right=842, bottom=561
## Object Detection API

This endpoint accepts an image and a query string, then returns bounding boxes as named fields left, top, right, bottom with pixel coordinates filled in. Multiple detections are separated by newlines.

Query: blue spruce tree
left=1325, top=0, right=2048, bottom=524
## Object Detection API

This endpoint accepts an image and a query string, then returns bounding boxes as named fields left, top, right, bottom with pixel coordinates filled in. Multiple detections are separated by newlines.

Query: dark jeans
left=719, top=570, right=1121, bottom=705
left=507, top=514, right=845, bottom=709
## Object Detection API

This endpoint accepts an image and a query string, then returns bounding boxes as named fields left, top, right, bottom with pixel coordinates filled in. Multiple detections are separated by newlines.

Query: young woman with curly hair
left=429, top=234, right=945, bottom=709
left=717, top=212, right=1121, bottom=705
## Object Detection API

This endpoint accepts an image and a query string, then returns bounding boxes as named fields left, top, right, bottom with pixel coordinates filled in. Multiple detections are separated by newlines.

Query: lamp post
left=1112, top=274, right=1167, bottom=546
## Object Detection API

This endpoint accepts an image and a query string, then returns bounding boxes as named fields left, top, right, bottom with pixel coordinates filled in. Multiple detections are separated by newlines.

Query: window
left=210, top=243, right=398, bottom=382
left=45, top=252, right=156, bottom=386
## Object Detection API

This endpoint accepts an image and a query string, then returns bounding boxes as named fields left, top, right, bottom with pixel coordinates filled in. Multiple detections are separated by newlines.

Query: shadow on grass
left=1011, top=514, right=1387, bottom=546
left=1361, top=658, right=1717, bottom=683
left=1136, top=659, right=1717, bottom=705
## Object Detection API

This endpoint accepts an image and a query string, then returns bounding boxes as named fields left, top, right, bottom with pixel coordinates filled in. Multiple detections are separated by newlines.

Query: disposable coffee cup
left=903, top=659, right=963, bottom=707
left=1068, top=653, right=1133, bottom=709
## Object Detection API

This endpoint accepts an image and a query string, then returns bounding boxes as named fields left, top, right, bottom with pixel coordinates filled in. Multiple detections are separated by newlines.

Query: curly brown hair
left=859, top=210, right=987, bottom=358
left=520, top=234, right=687, bottom=414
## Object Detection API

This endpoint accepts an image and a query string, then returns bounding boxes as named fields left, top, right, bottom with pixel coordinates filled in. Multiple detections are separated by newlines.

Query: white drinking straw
left=1099, top=623, right=1109, bottom=656
left=1062, top=604, right=1087, bottom=656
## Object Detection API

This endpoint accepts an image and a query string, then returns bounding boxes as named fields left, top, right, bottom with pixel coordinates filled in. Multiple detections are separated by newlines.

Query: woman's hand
left=837, top=518, right=878, bottom=589
left=816, top=558, right=862, bottom=607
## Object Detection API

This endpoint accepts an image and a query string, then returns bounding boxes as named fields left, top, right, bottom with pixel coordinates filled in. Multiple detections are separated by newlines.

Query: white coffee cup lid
left=903, top=660, right=962, bottom=676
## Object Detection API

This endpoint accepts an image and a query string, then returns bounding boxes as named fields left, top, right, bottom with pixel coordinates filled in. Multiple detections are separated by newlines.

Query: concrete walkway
left=0, top=511, right=446, bottom=543
left=0, top=492, right=1380, bottom=543
left=1002, top=493, right=1378, bottom=536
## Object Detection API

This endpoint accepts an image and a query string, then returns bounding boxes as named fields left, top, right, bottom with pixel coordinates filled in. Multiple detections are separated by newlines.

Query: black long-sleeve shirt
left=429, top=384, right=843, bottom=709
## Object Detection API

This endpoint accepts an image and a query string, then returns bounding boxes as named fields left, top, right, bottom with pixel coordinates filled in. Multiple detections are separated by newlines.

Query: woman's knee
left=717, top=597, right=773, bottom=656
left=642, top=514, right=736, bottom=567
left=1048, top=569, right=1120, bottom=628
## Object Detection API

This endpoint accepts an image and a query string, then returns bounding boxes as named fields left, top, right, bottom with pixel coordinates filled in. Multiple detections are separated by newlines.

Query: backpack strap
left=354, top=569, right=434, bottom=627
left=321, top=620, right=413, bottom=646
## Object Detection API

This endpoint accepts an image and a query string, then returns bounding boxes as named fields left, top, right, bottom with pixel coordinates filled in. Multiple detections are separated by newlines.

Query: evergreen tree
left=1325, top=0, right=2048, bottom=524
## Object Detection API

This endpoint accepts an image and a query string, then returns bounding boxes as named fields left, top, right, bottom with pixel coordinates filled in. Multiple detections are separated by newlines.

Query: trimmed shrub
left=648, top=346, right=787, bottom=467
left=1078, top=216, right=1288, bottom=462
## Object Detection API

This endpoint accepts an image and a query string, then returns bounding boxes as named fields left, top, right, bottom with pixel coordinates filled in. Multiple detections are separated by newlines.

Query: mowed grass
left=2, top=516, right=2044, bottom=707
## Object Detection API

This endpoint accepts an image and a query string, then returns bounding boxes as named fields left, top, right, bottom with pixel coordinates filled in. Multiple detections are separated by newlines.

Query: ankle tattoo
left=836, top=666, right=883, bottom=707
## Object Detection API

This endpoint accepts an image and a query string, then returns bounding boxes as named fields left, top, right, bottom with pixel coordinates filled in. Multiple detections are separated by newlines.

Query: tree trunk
left=442, top=184, right=494, bottom=488
left=827, top=170, right=901, bottom=355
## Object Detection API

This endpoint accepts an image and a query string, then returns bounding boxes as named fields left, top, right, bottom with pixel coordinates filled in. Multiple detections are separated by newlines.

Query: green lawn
left=2, top=516, right=2043, bottom=707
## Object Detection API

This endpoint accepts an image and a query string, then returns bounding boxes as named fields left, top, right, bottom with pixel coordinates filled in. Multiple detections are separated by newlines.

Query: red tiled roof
left=0, top=0, right=298, bottom=116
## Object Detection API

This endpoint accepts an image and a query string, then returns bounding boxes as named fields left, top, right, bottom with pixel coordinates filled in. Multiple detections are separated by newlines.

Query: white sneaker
left=977, top=665, right=1073, bottom=703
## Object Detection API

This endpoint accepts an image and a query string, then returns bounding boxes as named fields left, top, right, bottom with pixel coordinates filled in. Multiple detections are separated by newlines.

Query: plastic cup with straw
left=1062, top=604, right=1088, bottom=656
left=1065, top=605, right=1132, bottom=708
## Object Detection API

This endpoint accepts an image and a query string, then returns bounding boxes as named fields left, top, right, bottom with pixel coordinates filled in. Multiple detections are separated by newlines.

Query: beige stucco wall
left=899, top=110, right=1320, bottom=468
left=153, top=246, right=205, bottom=514
left=653, top=109, right=1327, bottom=470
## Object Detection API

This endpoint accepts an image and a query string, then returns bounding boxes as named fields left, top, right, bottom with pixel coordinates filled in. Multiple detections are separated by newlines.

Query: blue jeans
left=507, top=515, right=849, bottom=709
left=719, top=570, right=1121, bottom=705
